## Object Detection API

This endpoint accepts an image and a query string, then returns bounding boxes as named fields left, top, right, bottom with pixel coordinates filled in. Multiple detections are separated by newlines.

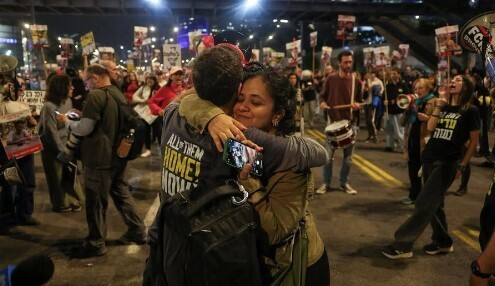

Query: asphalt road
left=0, top=123, right=492, bottom=286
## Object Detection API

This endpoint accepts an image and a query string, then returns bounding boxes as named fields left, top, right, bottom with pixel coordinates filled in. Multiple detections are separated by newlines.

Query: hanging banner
left=336, top=15, right=356, bottom=41
left=310, top=31, right=318, bottom=48
left=321, top=46, right=333, bottom=63
left=30, top=25, right=49, bottom=47
left=60, top=38, right=74, bottom=59
left=286, top=40, right=301, bottom=67
left=98, top=47, right=115, bottom=61
left=80, top=31, right=96, bottom=56
left=435, top=25, right=462, bottom=57
left=134, top=26, right=148, bottom=47
left=163, top=44, right=182, bottom=70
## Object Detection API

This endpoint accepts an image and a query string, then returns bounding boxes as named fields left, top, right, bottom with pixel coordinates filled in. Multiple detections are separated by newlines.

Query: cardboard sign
left=80, top=31, right=96, bottom=55
left=18, top=90, right=45, bottom=115
left=163, top=44, right=182, bottom=71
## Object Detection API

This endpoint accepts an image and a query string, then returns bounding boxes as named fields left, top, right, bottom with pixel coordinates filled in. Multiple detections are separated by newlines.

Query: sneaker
left=401, top=197, right=415, bottom=205
left=454, top=187, right=467, bottom=196
left=71, top=204, right=82, bottom=212
left=53, top=206, right=72, bottom=213
left=340, top=183, right=357, bottom=195
left=18, top=217, right=41, bottom=226
left=315, top=184, right=330, bottom=194
left=423, top=242, right=453, bottom=255
left=141, top=149, right=151, bottom=158
left=117, top=231, right=146, bottom=245
left=382, top=245, right=413, bottom=259
left=71, top=242, right=108, bottom=259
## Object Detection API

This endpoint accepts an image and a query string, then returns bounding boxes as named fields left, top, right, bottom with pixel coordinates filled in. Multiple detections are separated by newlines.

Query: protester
left=383, top=75, right=479, bottom=259
left=38, top=74, right=83, bottom=212
left=401, top=78, right=435, bottom=205
left=316, top=50, right=363, bottom=195
left=384, top=67, right=407, bottom=152
left=59, top=64, right=145, bottom=258
left=148, top=66, right=184, bottom=145
left=132, top=74, right=160, bottom=157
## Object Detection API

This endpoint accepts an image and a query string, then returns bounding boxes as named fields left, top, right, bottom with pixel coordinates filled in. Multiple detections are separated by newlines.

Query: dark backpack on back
left=143, top=181, right=262, bottom=286
left=105, top=89, right=146, bottom=160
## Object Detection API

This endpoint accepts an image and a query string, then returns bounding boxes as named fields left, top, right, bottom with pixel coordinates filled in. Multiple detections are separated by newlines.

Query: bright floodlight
left=268, top=35, right=273, bottom=40
left=173, top=26, right=179, bottom=32
left=169, top=38, right=174, bottom=42
left=5, top=50, right=11, bottom=56
left=415, top=15, right=420, bottom=19
left=150, top=26, right=156, bottom=32
left=120, top=45, right=124, bottom=49
left=244, top=0, right=259, bottom=9
left=148, top=0, right=159, bottom=4
left=249, top=34, right=254, bottom=39
left=23, top=23, right=30, bottom=29
left=280, top=19, right=288, bottom=23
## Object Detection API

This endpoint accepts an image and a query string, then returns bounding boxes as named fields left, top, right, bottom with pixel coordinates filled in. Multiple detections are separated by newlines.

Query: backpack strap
left=102, top=87, right=124, bottom=146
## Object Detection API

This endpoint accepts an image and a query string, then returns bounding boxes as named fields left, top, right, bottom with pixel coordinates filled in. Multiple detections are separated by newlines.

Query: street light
left=150, top=26, right=156, bottom=32
left=173, top=26, right=179, bottom=33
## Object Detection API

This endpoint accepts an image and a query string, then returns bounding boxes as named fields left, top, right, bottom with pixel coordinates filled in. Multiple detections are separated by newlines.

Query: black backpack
left=143, top=180, right=262, bottom=286
left=105, top=89, right=146, bottom=160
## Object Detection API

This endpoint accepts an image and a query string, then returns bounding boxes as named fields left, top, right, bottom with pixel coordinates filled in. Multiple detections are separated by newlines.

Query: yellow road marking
left=453, top=229, right=481, bottom=252
left=353, top=154, right=405, bottom=188
left=309, top=129, right=481, bottom=252
left=468, top=228, right=480, bottom=238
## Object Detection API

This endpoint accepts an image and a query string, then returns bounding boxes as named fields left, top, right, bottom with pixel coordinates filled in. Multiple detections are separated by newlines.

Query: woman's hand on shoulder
left=208, top=114, right=247, bottom=152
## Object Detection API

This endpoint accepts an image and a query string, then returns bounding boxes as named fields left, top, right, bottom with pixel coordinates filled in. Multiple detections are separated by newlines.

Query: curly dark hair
left=45, top=74, right=71, bottom=106
left=243, top=62, right=297, bottom=136
left=192, top=45, right=243, bottom=106
left=145, top=74, right=160, bottom=91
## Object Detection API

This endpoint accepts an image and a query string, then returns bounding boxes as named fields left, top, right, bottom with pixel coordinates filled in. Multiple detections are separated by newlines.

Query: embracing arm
left=179, top=93, right=247, bottom=151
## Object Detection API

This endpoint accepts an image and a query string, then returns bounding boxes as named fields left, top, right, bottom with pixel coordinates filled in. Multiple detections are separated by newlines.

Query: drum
left=324, top=120, right=355, bottom=149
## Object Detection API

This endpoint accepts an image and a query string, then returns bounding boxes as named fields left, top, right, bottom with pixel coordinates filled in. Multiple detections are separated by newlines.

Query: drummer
left=316, top=50, right=363, bottom=195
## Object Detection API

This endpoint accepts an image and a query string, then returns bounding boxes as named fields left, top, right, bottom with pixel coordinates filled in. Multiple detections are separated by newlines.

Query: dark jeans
left=142, top=119, right=152, bottom=150
left=393, top=160, right=457, bottom=250
left=306, top=248, right=330, bottom=286
left=0, top=154, right=36, bottom=226
left=407, top=137, right=422, bottom=201
left=83, top=159, right=145, bottom=248
left=152, top=117, right=163, bottom=145
left=364, top=105, right=377, bottom=139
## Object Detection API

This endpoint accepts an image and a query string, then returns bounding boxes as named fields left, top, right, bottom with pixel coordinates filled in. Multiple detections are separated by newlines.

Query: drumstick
left=324, top=103, right=362, bottom=110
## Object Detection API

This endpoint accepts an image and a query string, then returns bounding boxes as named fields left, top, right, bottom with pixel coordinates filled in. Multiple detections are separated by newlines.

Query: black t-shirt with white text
left=422, top=105, right=479, bottom=163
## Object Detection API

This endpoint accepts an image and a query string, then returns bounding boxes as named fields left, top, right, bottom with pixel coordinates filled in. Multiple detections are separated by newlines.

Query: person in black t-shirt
left=383, top=75, right=480, bottom=259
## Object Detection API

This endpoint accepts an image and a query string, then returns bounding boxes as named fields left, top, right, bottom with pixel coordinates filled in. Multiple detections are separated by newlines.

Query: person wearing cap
left=148, top=66, right=184, bottom=144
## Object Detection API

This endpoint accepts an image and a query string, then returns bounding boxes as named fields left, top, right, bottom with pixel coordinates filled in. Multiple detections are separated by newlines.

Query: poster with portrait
left=134, top=26, right=148, bottom=47
left=262, top=47, right=273, bottom=66
left=321, top=46, right=333, bottom=63
left=188, top=30, right=203, bottom=52
left=285, top=40, right=301, bottom=67
left=363, top=47, right=375, bottom=69
left=142, top=38, right=152, bottom=60
left=310, top=31, right=318, bottom=48
left=163, top=44, right=182, bottom=71
left=270, top=52, right=284, bottom=70
left=30, top=25, right=49, bottom=47
left=336, top=15, right=356, bottom=41
left=0, top=101, right=43, bottom=159
left=60, top=38, right=74, bottom=59
left=250, top=49, right=259, bottom=62
left=373, top=46, right=390, bottom=69
left=98, top=47, right=114, bottom=61
left=435, top=25, right=462, bottom=57
left=80, top=31, right=96, bottom=56
left=153, top=49, right=161, bottom=61
left=56, top=55, right=68, bottom=71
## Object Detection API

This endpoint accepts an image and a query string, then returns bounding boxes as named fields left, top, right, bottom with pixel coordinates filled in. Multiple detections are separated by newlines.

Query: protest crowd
left=2, top=11, right=495, bottom=286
